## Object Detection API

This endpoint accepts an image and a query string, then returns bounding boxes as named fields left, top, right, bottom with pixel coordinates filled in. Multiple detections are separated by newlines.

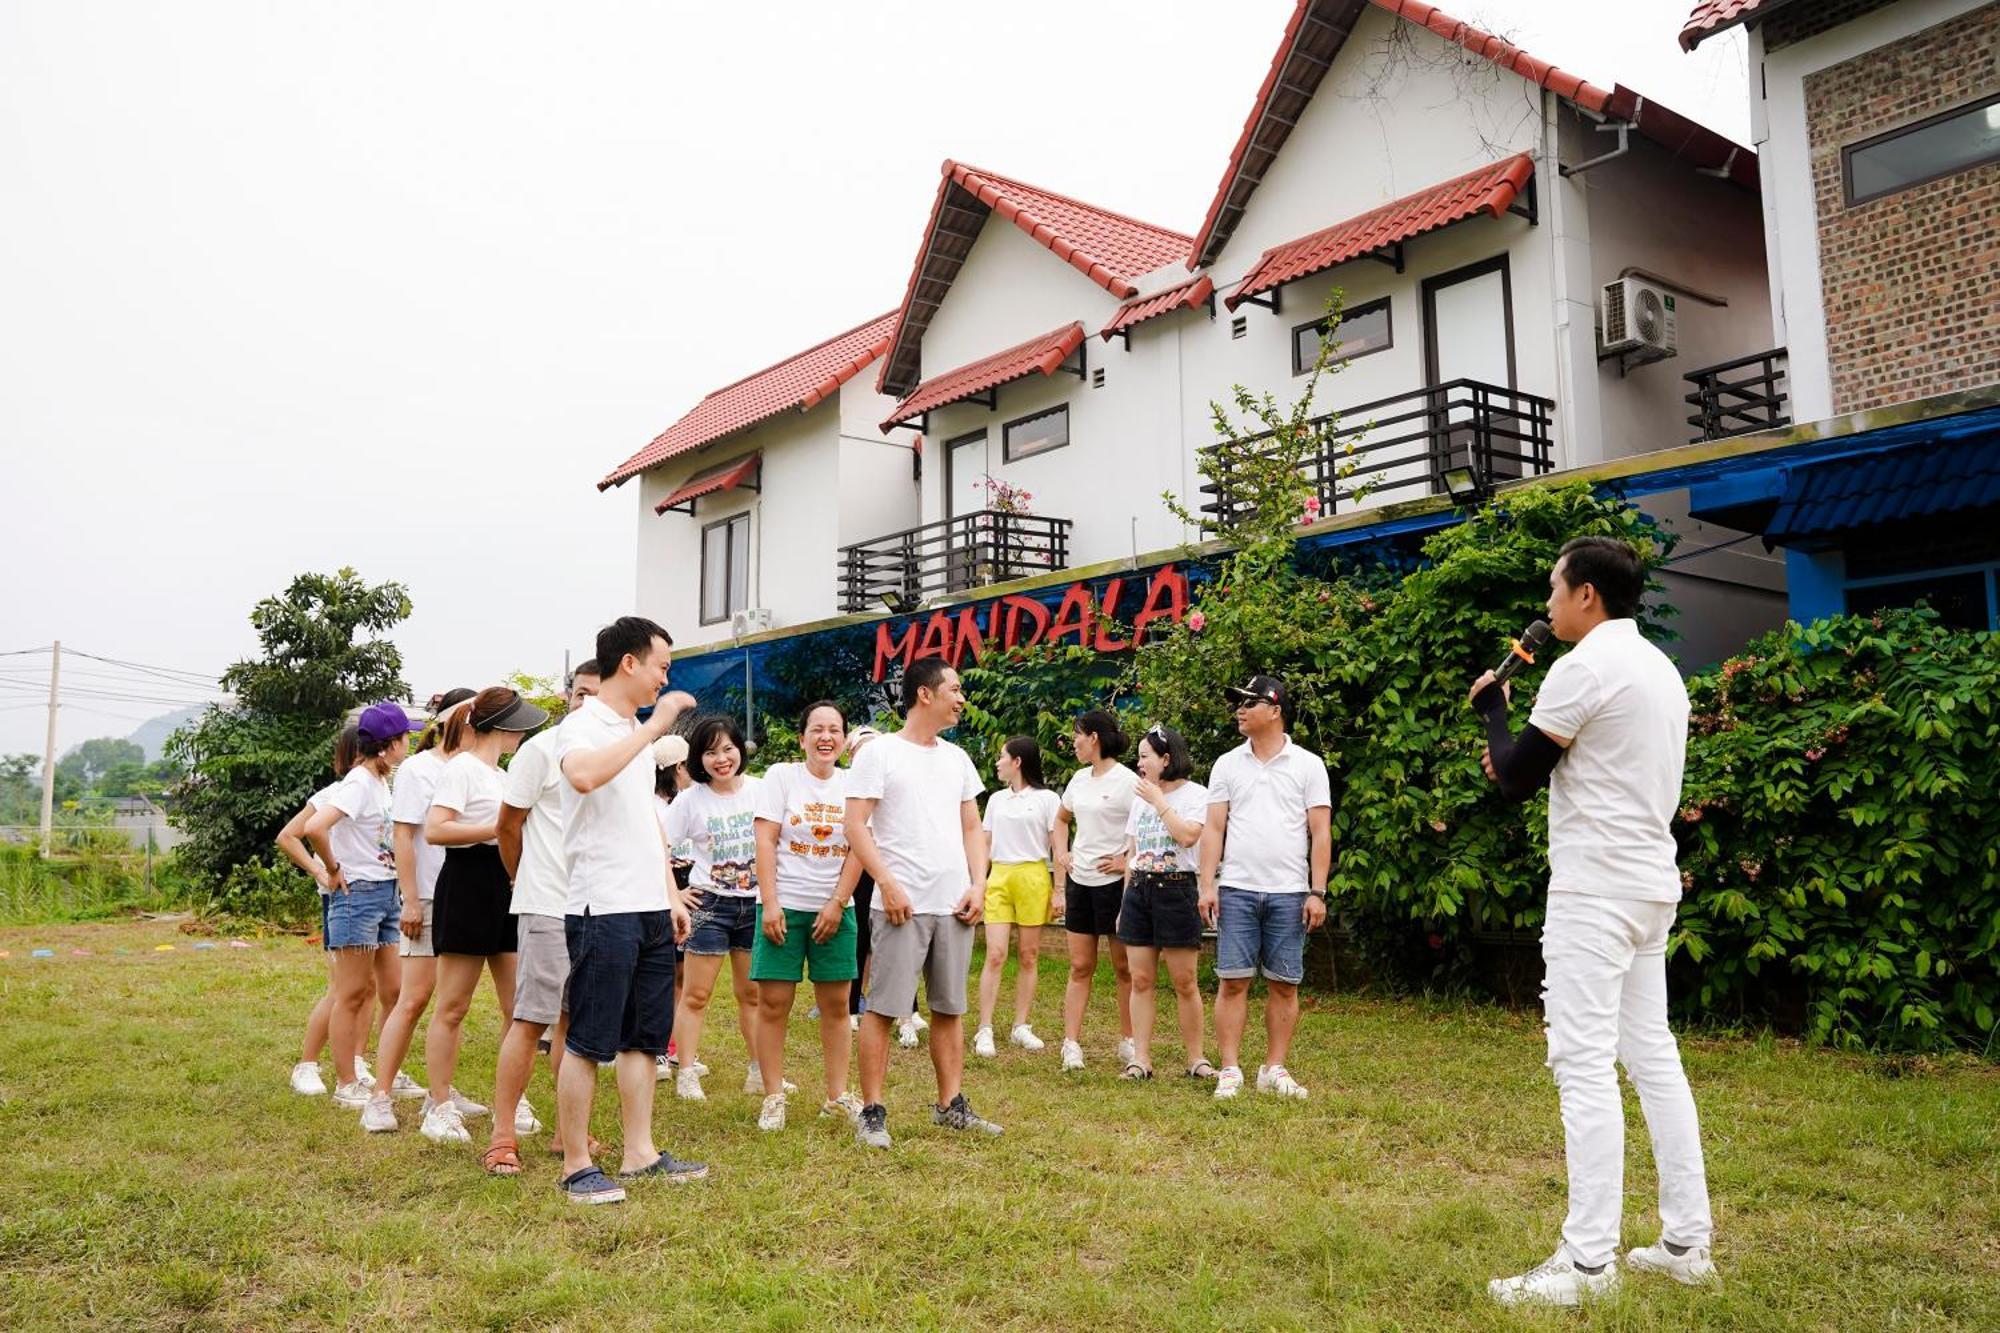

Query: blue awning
left=1764, top=422, right=2000, bottom=546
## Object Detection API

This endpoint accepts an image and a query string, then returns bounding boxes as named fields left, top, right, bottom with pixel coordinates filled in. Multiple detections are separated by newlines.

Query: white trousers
left=1540, top=891, right=1714, bottom=1268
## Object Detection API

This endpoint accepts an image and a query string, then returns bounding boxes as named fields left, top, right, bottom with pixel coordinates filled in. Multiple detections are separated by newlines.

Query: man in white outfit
left=1470, top=536, right=1716, bottom=1307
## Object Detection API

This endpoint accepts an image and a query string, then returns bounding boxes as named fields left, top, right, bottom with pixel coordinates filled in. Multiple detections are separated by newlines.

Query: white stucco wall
left=836, top=364, right=922, bottom=548
left=919, top=214, right=1125, bottom=375
left=1753, top=0, right=1988, bottom=424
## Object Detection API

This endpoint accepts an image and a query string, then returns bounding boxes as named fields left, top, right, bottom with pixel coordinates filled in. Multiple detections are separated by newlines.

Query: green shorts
left=749, top=904, right=859, bottom=984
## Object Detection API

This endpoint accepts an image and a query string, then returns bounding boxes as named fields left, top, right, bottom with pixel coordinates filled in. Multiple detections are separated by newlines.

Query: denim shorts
left=325, top=879, right=400, bottom=951
left=687, top=892, right=757, bottom=956
left=1215, top=886, right=1307, bottom=984
left=564, top=909, right=676, bottom=1063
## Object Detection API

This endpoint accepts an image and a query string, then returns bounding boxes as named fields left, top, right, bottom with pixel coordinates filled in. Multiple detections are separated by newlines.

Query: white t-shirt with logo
left=1528, top=617, right=1689, bottom=902
left=754, top=763, right=851, bottom=911
left=1126, top=780, right=1208, bottom=875
left=661, top=777, right=764, bottom=897
left=983, top=786, right=1061, bottom=866
left=1060, top=763, right=1139, bottom=886
left=555, top=696, right=669, bottom=916
left=430, top=752, right=504, bottom=846
left=390, top=748, right=448, bottom=901
left=327, top=765, right=397, bottom=883
left=1207, top=739, right=1331, bottom=895
left=500, top=724, right=569, bottom=918
left=307, top=780, right=342, bottom=896
left=846, top=731, right=984, bottom=916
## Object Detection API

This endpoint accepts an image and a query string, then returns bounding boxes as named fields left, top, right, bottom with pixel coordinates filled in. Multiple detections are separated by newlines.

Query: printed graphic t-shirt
left=1126, top=780, right=1209, bottom=875
left=662, top=777, right=765, bottom=896
left=754, top=763, right=851, bottom=911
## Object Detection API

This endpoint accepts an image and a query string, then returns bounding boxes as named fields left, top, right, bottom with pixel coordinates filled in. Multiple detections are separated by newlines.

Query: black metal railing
left=1684, top=348, right=1789, bottom=442
left=1198, top=378, right=1555, bottom=526
left=838, top=510, right=1074, bottom=614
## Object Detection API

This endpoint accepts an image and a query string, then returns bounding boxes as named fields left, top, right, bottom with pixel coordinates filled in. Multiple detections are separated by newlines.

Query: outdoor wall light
left=1441, top=465, right=1486, bottom=506
left=880, top=591, right=919, bottom=615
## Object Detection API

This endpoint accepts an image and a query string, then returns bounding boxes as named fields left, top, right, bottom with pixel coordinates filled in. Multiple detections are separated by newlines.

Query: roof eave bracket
left=1508, top=173, right=1539, bottom=224
left=1237, top=286, right=1282, bottom=315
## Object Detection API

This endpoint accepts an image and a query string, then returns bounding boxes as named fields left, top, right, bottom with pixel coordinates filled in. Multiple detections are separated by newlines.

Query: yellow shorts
left=985, top=861, right=1055, bottom=926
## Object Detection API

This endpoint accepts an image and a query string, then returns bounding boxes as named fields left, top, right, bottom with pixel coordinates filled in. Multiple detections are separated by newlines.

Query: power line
left=65, top=649, right=226, bottom=686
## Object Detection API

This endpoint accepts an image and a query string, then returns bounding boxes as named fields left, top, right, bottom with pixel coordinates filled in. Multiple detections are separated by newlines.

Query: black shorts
left=1117, top=872, right=1202, bottom=950
left=564, top=909, right=676, bottom=1063
left=432, top=844, right=517, bottom=956
left=1065, top=878, right=1124, bottom=936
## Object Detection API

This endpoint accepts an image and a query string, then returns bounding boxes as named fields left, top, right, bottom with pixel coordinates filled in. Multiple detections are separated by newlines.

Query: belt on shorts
left=1134, top=871, right=1196, bottom=884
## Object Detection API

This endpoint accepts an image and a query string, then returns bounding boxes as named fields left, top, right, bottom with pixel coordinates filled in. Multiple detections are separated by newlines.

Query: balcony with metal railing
left=1197, top=378, right=1556, bottom=526
left=837, top=510, right=1074, bottom=614
left=1684, top=348, right=1790, bottom=442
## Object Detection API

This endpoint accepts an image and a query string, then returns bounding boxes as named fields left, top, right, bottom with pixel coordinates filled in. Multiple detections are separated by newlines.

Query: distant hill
left=127, top=707, right=208, bottom=762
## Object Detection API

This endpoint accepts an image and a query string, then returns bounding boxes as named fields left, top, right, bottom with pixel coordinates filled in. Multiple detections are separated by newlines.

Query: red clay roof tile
left=1225, top=155, right=1534, bottom=310
left=1101, top=276, right=1217, bottom=340
left=881, top=322, right=1086, bottom=430
left=1679, top=0, right=1793, bottom=51
left=654, top=452, right=761, bottom=516
left=600, top=311, right=897, bottom=490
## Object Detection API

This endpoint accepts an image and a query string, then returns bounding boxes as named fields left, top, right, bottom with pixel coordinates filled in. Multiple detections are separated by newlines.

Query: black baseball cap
left=471, top=689, right=550, bottom=734
left=1222, top=674, right=1287, bottom=708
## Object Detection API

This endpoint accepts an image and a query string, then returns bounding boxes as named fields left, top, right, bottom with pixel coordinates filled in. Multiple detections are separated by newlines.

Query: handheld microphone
left=1492, top=620, right=1552, bottom=685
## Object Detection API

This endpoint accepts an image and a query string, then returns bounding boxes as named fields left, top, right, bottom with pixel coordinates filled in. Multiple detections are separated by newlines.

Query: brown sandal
left=482, top=1143, right=522, bottom=1176
left=547, top=1134, right=606, bottom=1160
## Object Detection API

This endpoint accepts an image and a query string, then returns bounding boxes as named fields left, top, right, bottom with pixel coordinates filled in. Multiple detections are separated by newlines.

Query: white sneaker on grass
left=974, top=1026, right=997, bottom=1058
left=419, top=1100, right=471, bottom=1144
left=757, top=1092, right=787, bottom=1132
left=354, top=1055, right=374, bottom=1089
left=849, top=1014, right=859, bottom=1031
left=1009, top=1024, right=1045, bottom=1052
left=1060, top=1039, right=1085, bottom=1072
left=1625, top=1242, right=1718, bottom=1286
left=1256, top=1064, right=1309, bottom=1100
left=656, top=1054, right=673, bottom=1081
left=514, top=1099, right=542, bottom=1135
left=1489, top=1252, right=1619, bottom=1308
left=290, top=1061, right=326, bottom=1096
left=448, top=1087, right=487, bottom=1118
left=897, top=1015, right=922, bottom=1048
left=1213, top=1066, right=1244, bottom=1100
left=360, top=1094, right=399, bottom=1134
left=388, top=1071, right=424, bottom=1100
left=742, top=1063, right=797, bottom=1095
left=821, top=1091, right=864, bottom=1121
left=677, top=1068, right=706, bottom=1102
left=331, top=1080, right=371, bottom=1110
left=1117, top=1037, right=1136, bottom=1066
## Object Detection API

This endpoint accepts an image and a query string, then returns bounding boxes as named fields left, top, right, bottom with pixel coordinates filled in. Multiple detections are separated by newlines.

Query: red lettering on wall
left=1000, top=595, right=1051, bottom=651
left=914, top=611, right=955, bottom=664
left=1131, top=563, right=1188, bottom=643
left=954, top=602, right=990, bottom=670
left=1094, top=578, right=1132, bottom=652
left=872, top=621, right=919, bottom=680
left=1047, top=585, right=1094, bottom=648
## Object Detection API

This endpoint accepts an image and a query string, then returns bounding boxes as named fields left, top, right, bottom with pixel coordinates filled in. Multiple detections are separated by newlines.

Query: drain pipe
left=1558, top=113, right=1631, bottom=178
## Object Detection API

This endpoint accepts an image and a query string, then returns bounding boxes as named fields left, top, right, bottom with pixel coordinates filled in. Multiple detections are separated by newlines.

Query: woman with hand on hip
left=749, top=701, right=865, bottom=1130
left=275, top=722, right=370, bottom=1096
left=1116, top=725, right=1214, bottom=1081
left=1054, top=709, right=1139, bottom=1072
left=973, top=737, right=1062, bottom=1059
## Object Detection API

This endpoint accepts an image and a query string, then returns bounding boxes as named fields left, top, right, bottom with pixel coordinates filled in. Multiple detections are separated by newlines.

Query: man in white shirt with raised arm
left=844, top=657, right=1001, bottom=1149
left=1471, top=536, right=1716, bottom=1306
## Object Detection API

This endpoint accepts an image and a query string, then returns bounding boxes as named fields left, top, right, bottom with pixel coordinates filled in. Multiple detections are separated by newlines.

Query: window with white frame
left=700, top=512, right=751, bottom=625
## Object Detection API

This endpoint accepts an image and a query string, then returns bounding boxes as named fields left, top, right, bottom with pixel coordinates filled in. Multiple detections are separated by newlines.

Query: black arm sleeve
left=1472, top=685, right=1564, bottom=804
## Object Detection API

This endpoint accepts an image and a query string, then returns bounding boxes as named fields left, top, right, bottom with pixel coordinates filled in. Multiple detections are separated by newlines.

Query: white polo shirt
left=1207, top=737, right=1330, bottom=895
left=555, top=696, right=669, bottom=916
left=500, top=723, right=570, bottom=918
left=1059, top=762, right=1138, bottom=886
left=1528, top=618, right=1688, bottom=902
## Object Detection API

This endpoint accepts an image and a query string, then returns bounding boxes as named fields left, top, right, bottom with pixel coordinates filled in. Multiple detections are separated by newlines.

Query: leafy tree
left=56, top=738, right=145, bottom=790
left=167, top=569, right=412, bottom=891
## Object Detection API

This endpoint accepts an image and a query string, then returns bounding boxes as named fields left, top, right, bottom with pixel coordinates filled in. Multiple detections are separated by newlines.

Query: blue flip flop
left=557, top=1166, right=626, bottom=1206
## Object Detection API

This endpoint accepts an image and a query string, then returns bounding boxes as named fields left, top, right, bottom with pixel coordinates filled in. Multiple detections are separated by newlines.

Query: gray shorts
left=397, top=898, right=435, bottom=959
left=866, top=910, right=973, bottom=1019
left=513, top=912, right=569, bottom=1027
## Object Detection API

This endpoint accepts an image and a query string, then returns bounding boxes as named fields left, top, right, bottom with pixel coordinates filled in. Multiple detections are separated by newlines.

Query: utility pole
left=38, top=639, right=59, bottom=857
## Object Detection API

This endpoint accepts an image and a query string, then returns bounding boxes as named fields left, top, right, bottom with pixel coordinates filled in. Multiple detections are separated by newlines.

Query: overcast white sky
left=0, top=0, right=1747, bottom=758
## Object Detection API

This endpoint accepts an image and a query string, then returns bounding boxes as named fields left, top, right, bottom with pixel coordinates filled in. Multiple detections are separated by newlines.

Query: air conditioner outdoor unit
left=1599, top=276, right=1678, bottom=362
left=730, top=608, right=774, bottom=638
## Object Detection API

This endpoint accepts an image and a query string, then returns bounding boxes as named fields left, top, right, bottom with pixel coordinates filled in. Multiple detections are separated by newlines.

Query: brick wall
left=1804, top=4, right=2000, bottom=413
left=1764, top=0, right=1899, bottom=52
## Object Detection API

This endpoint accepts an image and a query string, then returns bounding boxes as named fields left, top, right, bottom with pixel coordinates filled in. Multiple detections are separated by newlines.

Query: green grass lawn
left=0, top=918, right=1995, bottom=1331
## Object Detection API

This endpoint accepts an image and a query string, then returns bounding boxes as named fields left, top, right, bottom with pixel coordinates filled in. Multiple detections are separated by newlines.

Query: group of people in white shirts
left=274, top=535, right=1720, bottom=1309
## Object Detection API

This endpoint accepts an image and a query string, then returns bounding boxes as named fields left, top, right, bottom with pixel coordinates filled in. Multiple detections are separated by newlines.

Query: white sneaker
left=1117, top=1037, right=1136, bottom=1066
left=909, top=1011, right=928, bottom=1033
left=1256, top=1064, right=1309, bottom=1100
left=1060, top=1039, right=1085, bottom=1071
left=289, top=1061, right=326, bottom=1096
left=360, top=1093, right=399, bottom=1133
left=331, top=1080, right=370, bottom=1110
left=388, top=1071, right=424, bottom=1100
left=849, top=1014, right=859, bottom=1031
left=1489, top=1252, right=1620, bottom=1308
left=448, top=1087, right=488, bottom=1118
left=821, top=1091, right=864, bottom=1121
left=897, top=1016, right=921, bottom=1048
left=354, top=1055, right=375, bottom=1089
left=1009, top=1024, right=1045, bottom=1052
left=691, top=1060, right=710, bottom=1077
left=514, top=1098, right=542, bottom=1135
left=805, top=1004, right=820, bottom=1020
left=1213, top=1066, right=1244, bottom=1100
left=974, top=1027, right=997, bottom=1058
left=676, top=1068, right=706, bottom=1102
left=419, top=1100, right=471, bottom=1144
left=656, top=1054, right=674, bottom=1082
left=742, top=1063, right=798, bottom=1095
left=757, top=1092, right=787, bottom=1132
left=1625, top=1242, right=1718, bottom=1286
